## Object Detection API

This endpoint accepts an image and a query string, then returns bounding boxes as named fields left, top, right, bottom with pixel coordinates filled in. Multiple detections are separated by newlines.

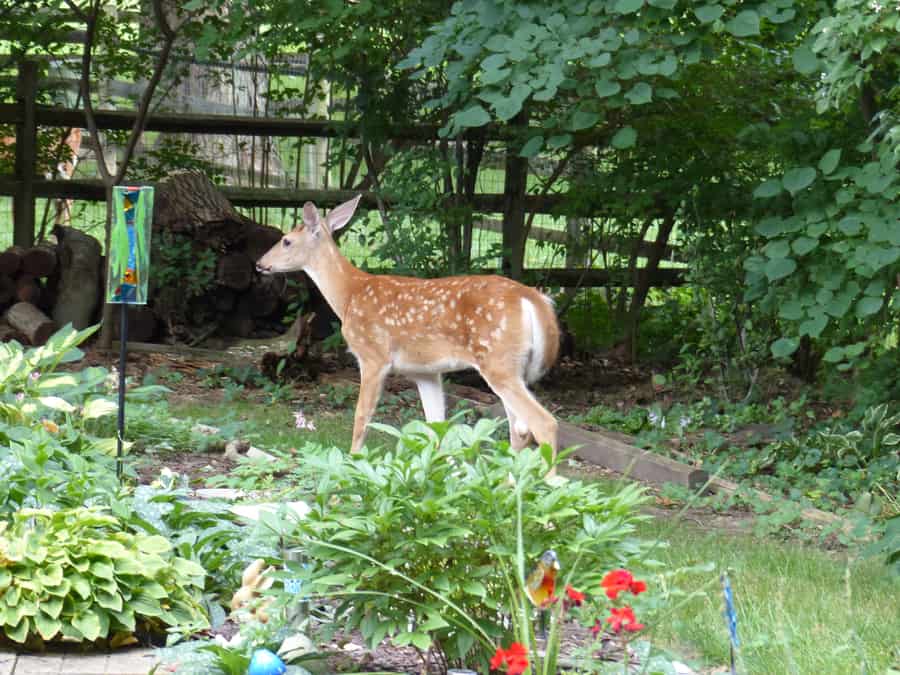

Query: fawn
left=256, top=195, right=560, bottom=462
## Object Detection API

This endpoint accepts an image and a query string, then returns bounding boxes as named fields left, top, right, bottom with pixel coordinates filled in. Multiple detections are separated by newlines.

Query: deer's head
left=256, top=194, right=362, bottom=274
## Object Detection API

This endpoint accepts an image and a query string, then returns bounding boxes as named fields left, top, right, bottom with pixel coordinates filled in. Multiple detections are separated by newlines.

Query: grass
left=147, top=387, right=899, bottom=675
left=638, top=518, right=899, bottom=674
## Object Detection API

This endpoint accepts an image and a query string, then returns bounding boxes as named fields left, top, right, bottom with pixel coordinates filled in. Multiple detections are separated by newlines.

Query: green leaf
left=137, top=535, right=173, bottom=555
left=782, top=167, right=817, bottom=195
left=771, top=338, right=799, bottom=359
left=38, top=396, right=75, bottom=413
left=463, top=580, right=487, bottom=598
left=625, top=82, right=652, bottom=105
left=81, top=398, right=118, bottom=420
left=818, top=149, right=841, bottom=175
left=72, top=610, right=103, bottom=641
left=725, top=9, right=760, bottom=37
left=34, top=612, right=61, bottom=641
left=754, top=179, right=783, bottom=199
left=519, top=136, right=544, bottom=158
left=614, top=0, right=643, bottom=14
left=799, top=313, right=827, bottom=338
left=856, top=296, right=883, bottom=317
left=611, top=126, right=637, bottom=149
left=764, top=257, right=797, bottom=281
left=792, top=236, right=819, bottom=256
left=395, top=631, right=432, bottom=651
left=453, top=105, right=492, bottom=129
left=792, top=46, right=819, bottom=75
left=838, top=216, right=862, bottom=236
left=694, top=4, right=724, bottom=23
left=779, top=300, right=805, bottom=320
left=595, top=79, right=621, bottom=98
left=822, top=346, right=846, bottom=363
left=570, top=110, right=600, bottom=131
left=546, top=134, right=573, bottom=150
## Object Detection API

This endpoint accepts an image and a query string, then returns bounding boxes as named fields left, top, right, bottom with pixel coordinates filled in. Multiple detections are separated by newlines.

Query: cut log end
left=4, top=302, right=57, bottom=346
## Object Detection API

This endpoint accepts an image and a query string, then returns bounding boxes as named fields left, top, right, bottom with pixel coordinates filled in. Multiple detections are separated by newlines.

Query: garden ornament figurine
left=525, top=549, right=560, bottom=608
left=256, top=196, right=561, bottom=468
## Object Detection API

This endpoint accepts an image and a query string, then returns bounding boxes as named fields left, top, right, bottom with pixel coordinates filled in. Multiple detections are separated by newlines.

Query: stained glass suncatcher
left=107, top=186, right=153, bottom=305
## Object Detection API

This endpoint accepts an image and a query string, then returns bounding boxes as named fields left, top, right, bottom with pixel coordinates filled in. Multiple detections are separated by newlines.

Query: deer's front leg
left=351, top=362, right=389, bottom=453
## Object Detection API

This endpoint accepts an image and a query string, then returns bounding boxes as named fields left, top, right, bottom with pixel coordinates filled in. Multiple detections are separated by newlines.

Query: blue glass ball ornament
left=248, top=648, right=287, bottom=675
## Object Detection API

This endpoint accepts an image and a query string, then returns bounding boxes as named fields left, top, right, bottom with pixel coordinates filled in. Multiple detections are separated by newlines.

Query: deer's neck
left=303, top=238, right=365, bottom=321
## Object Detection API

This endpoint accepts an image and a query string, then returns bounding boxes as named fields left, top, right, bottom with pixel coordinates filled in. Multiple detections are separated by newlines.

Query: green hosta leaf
left=754, top=179, right=783, bottom=199
left=137, top=535, right=173, bottom=555
left=782, top=167, right=816, bottom=195
left=611, top=126, right=637, bottom=149
left=819, top=149, right=841, bottom=175
left=453, top=105, right=491, bottom=129
left=614, top=0, right=643, bottom=14
left=41, top=596, right=63, bottom=619
left=72, top=610, right=103, bottom=641
left=625, top=82, right=652, bottom=105
left=856, top=296, right=883, bottom=317
left=71, top=575, right=92, bottom=600
left=792, top=46, right=819, bottom=75
left=34, top=612, right=61, bottom=641
left=725, top=9, right=760, bottom=37
left=694, top=4, right=724, bottom=23
left=81, top=397, right=118, bottom=420
left=771, top=338, right=799, bottom=359
left=38, top=396, right=75, bottom=413
left=519, top=136, right=544, bottom=158
left=5, top=617, right=29, bottom=643
left=96, top=591, right=124, bottom=612
left=764, top=257, right=797, bottom=281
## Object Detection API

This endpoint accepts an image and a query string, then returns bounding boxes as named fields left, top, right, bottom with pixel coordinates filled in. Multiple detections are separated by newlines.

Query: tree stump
left=217, top=252, right=254, bottom=291
left=4, top=302, right=57, bottom=345
left=243, top=224, right=283, bottom=262
left=112, top=305, right=157, bottom=343
left=240, top=283, right=281, bottom=319
left=21, top=243, right=58, bottom=278
left=0, top=246, right=26, bottom=277
left=52, top=226, right=102, bottom=330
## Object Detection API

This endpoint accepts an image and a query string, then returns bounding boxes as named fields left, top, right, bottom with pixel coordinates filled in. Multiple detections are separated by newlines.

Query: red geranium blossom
left=591, top=619, right=602, bottom=636
left=490, top=642, right=529, bottom=675
left=606, top=606, right=644, bottom=633
left=600, top=569, right=646, bottom=600
left=564, top=584, right=585, bottom=607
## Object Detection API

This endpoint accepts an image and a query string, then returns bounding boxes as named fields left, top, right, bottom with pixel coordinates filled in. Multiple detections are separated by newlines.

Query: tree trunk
left=0, top=319, right=27, bottom=344
left=216, top=252, right=254, bottom=291
left=52, top=225, right=103, bottom=330
left=99, top=184, right=115, bottom=349
left=4, top=301, right=57, bottom=345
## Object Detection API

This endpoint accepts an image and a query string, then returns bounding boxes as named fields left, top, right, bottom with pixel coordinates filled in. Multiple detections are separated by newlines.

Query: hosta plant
left=0, top=507, right=208, bottom=646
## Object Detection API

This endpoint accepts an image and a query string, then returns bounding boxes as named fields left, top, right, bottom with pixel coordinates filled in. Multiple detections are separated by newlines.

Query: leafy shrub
left=281, top=419, right=648, bottom=667
left=0, top=507, right=207, bottom=645
left=0, top=325, right=142, bottom=512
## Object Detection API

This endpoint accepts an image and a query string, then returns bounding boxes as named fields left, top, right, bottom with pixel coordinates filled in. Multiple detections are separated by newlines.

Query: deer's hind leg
left=412, top=374, right=446, bottom=423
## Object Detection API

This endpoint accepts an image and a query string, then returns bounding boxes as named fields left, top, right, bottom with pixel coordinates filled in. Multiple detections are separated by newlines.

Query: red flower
left=564, top=584, right=585, bottom=607
left=591, top=619, right=602, bottom=636
left=606, top=606, right=644, bottom=633
left=600, top=569, right=646, bottom=600
left=490, top=642, right=529, bottom=675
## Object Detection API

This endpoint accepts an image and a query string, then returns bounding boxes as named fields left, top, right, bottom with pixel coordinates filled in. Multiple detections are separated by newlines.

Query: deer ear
left=326, top=194, right=362, bottom=233
left=302, top=202, right=321, bottom=230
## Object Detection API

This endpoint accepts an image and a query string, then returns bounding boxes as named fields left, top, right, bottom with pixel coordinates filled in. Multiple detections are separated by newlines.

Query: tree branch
left=73, top=0, right=111, bottom=184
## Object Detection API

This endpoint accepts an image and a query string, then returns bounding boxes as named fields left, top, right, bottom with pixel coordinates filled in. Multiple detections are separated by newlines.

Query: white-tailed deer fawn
left=256, top=196, right=560, bottom=461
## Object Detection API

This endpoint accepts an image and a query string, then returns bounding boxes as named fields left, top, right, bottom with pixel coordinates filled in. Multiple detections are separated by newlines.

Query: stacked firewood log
left=0, top=172, right=316, bottom=346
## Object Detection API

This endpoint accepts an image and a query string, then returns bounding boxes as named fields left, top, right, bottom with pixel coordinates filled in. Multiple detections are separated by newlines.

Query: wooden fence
left=0, top=60, right=685, bottom=288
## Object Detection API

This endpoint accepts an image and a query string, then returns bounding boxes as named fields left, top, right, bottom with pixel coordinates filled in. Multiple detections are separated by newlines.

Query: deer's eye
left=283, top=239, right=291, bottom=248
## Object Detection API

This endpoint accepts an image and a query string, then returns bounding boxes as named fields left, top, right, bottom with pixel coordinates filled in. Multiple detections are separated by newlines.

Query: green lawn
left=154, top=391, right=899, bottom=675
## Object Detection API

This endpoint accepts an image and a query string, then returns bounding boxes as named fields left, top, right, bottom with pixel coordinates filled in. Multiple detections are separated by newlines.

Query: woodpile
left=0, top=171, right=312, bottom=347
left=0, top=240, right=61, bottom=346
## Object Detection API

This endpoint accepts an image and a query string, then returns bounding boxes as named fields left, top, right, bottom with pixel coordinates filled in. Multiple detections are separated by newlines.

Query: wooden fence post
left=13, top=60, right=37, bottom=248
left=501, top=109, right=529, bottom=281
